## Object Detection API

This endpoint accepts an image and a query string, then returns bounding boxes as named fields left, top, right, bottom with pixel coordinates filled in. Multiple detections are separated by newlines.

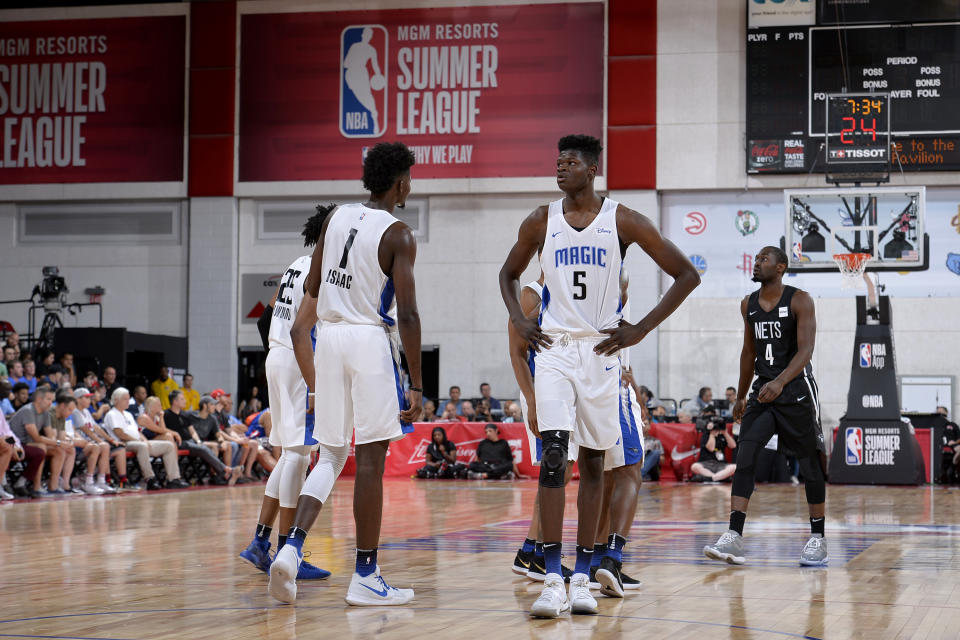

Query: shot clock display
left=826, top=94, right=890, bottom=165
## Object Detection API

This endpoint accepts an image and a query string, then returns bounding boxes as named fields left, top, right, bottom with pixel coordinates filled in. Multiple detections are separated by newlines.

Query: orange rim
left=832, top=253, right=872, bottom=271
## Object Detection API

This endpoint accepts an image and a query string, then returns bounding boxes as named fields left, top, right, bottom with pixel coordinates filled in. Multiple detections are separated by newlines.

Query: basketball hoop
left=833, top=253, right=872, bottom=289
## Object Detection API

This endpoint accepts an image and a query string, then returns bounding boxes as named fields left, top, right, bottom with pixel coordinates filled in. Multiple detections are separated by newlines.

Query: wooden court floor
left=2, top=478, right=960, bottom=640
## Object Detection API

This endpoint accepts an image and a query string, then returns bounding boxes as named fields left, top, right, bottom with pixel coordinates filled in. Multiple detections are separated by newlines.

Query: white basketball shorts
left=533, top=335, right=622, bottom=451
left=313, top=323, right=412, bottom=448
left=265, top=346, right=312, bottom=448
left=519, top=394, right=580, bottom=466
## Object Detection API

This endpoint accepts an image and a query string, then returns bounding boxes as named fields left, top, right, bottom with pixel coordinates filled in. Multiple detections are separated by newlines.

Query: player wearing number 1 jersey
left=704, top=246, right=827, bottom=567
left=269, top=142, right=422, bottom=608
left=499, top=134, right=700, bottom=618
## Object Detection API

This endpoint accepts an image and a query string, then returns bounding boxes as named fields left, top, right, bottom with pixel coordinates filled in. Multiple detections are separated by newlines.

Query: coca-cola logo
left=751, top=143, right=780, bottom=160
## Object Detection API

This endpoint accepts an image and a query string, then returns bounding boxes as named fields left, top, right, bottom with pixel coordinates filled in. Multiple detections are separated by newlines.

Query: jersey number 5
left=573, top=271, right=587, bottom=300
left=764, top=343, right=774, bottom=366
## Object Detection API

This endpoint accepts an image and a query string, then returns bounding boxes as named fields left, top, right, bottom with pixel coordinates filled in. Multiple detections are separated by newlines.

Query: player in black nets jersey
left=704, top=246, right=828, bottom=566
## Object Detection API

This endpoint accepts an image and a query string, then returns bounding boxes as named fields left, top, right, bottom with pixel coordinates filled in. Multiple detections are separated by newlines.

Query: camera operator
left=690, top=405, right=737, bottom=482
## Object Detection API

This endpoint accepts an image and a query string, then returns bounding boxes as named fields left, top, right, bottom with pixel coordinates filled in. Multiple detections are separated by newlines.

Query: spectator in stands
left=499, top=400, right=514, bottom=422
left=0, top=409, right=25, bottom=500
left=3, top=346, right=17, bottom=369
left=478, top=383, right=501, bottom=412
left=416, top=426, right=465, bottom=479
left=677, top=409, right=693, bottom=424
left=212, top=391, right=259, bottom=481
left=0, top=381, right=13, bottom=417
left=47, top=389, right=88, bottom=494
left=102, top=366, right=119, bottom=397
left=11, top=382, right=30, bottom=412
left=694, top=387, right=713, bottom=415
left=421, top=400, right=437, bottom=422
left=4, top=332, right=20, bottom=360
left=438, top=401, right=459, bottom=422
left=468, top=424, right=520, bottom=479
left=81, top=371, right=98, bottom=391
left=0, top=358, right=7, bottom=380
left=138, top=395, right=182, bottom=446
left=43, top=364, right=64, bottom=391
left=6, top=360, right=24, bottom=386
left=8, top=385, right=67, bottom=497
left=642, top=420, right=663, bottom=482
left=650, top=403, right=667, bottom=423
left=181, top=373, right=200, bottom=411
left=36, top=349, right=55, bottom=376
left=151, top=366, right=179, bottom=410
left=89, top=385, right=110, bottom=420
left=191, top=394, right=245, bottom=483
left=460, top=400, right=476, bottom=422
left=72, top=388, right=120, bottom=493
left=22, top=359, right=38, bottom=393
left=232, top=407, right=275, bottom=472
left=475, top=398, right=493, bottom=423
left=166, top=393, right=238, bottom=486
left=105, top=387, right=189, bottom=490
left=502, top=402, right=523, bottom=424
left=237, top=385, right=262, bottom=419
left=128, top=385, right=148, bottom=418
left=58, top=353, right=77, bottom=388
left=448, top=385, right=463, bottom=415
left=690, top=411, right=737, bottom=482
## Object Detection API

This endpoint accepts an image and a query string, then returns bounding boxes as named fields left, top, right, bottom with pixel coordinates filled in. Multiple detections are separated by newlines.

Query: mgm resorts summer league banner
left=0, top=15, right=185, bottom=184
left=238, top=3, right=603, bottom=182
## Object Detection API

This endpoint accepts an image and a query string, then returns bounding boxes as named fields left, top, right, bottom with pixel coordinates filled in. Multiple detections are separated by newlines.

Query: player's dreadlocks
left=303, top=203, right=336, bottom=248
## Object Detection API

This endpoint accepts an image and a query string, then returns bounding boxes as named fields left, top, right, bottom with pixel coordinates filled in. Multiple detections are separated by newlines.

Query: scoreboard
left=747, top=20, right=960, bottom=174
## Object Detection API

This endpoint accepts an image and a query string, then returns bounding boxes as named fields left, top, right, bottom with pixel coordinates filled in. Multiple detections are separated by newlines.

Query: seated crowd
left=0, top=337, right=276, bottom=500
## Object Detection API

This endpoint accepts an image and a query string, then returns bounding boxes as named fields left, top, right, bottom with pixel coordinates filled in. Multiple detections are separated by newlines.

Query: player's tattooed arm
left=595, top=206, right=701, bottom=356
left=733, top=296, right=755, bottom=421
left=384, top=222, right=423, bottom=424
left=499, top=206, right=552, bottom=352
left=758, top=290, right=816, bottom=403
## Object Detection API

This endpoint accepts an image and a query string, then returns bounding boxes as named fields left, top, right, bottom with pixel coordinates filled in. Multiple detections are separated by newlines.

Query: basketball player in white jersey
left=499, top=134, right=700, bottom=618
left=239, top=205, right=334, bottom=581
left=269, top=142, right=422, bottom=607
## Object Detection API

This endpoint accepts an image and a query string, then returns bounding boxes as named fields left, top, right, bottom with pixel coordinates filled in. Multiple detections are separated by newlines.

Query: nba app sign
left=340, top=25, right=388, bottom=138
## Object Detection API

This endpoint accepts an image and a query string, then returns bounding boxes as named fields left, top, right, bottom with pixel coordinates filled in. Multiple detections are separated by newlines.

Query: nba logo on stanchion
left=845, top=427, right=863, bottom=465
left=340, top=25, right=388, bottom=138
left=859, top=343, right=871, bottom=368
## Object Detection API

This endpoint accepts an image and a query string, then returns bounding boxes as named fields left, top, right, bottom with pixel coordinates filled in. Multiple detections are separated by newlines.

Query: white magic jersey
left=539, top=197, right=623, bottom=337
left=317, top=203, right=401, bottom=327
left=269, top=254, right=311, bottom=350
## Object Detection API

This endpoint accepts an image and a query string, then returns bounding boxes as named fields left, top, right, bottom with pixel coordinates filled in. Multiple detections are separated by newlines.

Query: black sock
left=810, top=517, right=825, bottom=536
left=729, top=510, right=746, bottom=535
left=278, top=534, right=288, bottom=550
left=289, top=526, right=308, bottom=543
left=255, top=523, right=272, bottom=540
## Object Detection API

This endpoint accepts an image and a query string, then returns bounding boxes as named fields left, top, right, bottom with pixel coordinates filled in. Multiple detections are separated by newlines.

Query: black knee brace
left=798, top=456, right=826, bottom=504
left=731, top=439, right=762, bottom=500
left=539, top=430, right=569, bottom=488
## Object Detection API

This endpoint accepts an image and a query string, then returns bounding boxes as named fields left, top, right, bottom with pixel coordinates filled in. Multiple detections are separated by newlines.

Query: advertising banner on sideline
left=239, top=4, right=604, bottom=182
left=0, top=16, right=186, bottom=184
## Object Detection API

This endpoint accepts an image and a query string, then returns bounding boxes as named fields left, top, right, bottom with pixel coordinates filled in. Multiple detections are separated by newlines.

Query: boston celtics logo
left=736, top=209, right=759, bottom=236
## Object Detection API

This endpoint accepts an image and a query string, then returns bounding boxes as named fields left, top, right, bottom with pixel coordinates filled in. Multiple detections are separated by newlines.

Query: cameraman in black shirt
left=468, top=423, right=521, bottom=480
left=690, top=406, right=737, bottom=482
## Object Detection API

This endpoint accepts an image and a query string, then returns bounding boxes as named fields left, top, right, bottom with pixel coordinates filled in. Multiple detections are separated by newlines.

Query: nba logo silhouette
left=845, top=426, right=863, bottom=465
left=341, top=25, right=388, bottom=138
left=859, top=343, right=871, bottom=368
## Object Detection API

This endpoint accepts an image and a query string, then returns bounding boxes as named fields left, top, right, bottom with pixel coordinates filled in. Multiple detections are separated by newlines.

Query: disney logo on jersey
left=845, top=427, right=862, bottom=465
left=596, top=227, right=613, bottom=235
left=340, top=25, right=389, bottom=138
left=859, top=342, right=886, bottom=369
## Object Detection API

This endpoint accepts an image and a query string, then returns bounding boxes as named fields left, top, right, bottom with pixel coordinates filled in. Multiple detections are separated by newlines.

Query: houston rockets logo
left=340, top=25, right=388, bottom=138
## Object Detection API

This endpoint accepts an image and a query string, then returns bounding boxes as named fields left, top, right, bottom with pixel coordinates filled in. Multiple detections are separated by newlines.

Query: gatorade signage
left=239, top=4, right=604, bottom=181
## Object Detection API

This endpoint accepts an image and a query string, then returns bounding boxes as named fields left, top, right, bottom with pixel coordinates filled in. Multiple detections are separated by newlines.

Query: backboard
left=782, top=186, right=928, bottom=272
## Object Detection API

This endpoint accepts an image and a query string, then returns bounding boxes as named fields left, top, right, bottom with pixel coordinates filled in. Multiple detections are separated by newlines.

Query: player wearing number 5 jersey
left=499, top=134, right=700, bottom=618
left=269, top=142, right=423, bottom=608
left=704, top=246, right=827, bottom=567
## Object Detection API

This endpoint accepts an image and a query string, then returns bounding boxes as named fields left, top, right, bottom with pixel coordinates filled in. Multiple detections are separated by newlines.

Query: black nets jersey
left=747, top=285, right=812, bottom=384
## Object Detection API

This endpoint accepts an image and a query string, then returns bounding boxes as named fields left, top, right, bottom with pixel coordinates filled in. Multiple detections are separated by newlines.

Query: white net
left=833, top=253, right=871, bottom=290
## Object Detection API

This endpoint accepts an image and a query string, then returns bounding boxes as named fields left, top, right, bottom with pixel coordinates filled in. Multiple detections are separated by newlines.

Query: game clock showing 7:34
left=826, top=93, right=891, bottom=165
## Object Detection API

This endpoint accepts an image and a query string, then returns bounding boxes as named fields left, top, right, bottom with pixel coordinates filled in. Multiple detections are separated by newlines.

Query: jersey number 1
left=338, top=228, right=359, bottom=269
left=764, top=343, right=774, bottom=366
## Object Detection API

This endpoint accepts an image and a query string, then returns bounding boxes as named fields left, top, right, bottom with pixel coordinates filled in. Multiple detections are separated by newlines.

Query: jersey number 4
left=764, top=343, right=774, bottom=366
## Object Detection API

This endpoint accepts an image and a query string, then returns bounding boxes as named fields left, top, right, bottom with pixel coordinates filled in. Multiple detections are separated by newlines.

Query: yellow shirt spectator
left=182, top=388, right=200, bottom=412
left=151, top=368, right=180, bottom=410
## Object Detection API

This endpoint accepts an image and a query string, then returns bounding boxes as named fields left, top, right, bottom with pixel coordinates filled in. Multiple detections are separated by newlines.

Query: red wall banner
left=239, top=4, right=604, bottom=182
left=0, top=16, right=185, bottom=184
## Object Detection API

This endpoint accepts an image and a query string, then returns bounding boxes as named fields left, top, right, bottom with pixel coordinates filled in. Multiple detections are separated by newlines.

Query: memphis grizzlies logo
left=340, top=25, right=388, bottom=138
